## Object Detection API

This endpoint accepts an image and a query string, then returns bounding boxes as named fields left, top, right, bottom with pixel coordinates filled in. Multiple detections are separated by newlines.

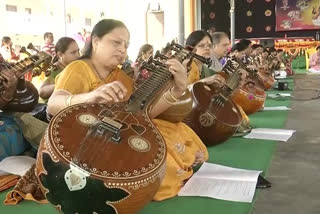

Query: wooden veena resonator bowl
left=228, top=58, right=267, bottom=115
left=183, top=59, right=243, bottom=146
left=231, top=82, right=266, bottom=115
left=35, top=103, right=167, bottom=214
left=184, top=81, right=242, bottom=146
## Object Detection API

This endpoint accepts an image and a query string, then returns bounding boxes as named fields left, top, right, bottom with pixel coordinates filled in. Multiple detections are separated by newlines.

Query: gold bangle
left=68, top=95, right=73, bottom=107
left=168, top=88, right=180, bottom=102
left=162, top=92, right=176, bottom=105
left=64, top=96, right=70, bottom=107
left=65, top=95, right=73, bottom=107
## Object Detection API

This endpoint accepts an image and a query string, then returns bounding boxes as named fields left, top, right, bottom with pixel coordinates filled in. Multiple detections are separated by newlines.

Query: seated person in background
left=0, top=69, right=47, bottom=160
left=224, top=42, right=253, bottom=135
left=31, top=33, right=55, bottom=90
left=261, top=48, right=270, bottom=64
left=186, top=31, right=251, bottom=136
left=136, top=44, right=153, bottom=63
left=0, top=70, right=28, bottom=160
left=0, top=53, right=4, bottom=66
left=273, top=49, right=288, bottom=78
left=0, top=37, right=19, bottom=63
left=186, top=31, right=232, bottom=85
left=239, top=39, right=252, bottom=51
left=185, top=30, right=216, bottom=84
left=42, top=32, right=55, bottom=56
left=184, top=30, right=227, bottom=88
left=238, top=39, right=253, bottom=63
left=251, top=44, right=264, bottom=57
left=230, top=42, right=247, bottom=60
left=39, top=37, right=80, bottom=102
left=133, top=44, right=154, bottom=84
left=121, top=55, right=134, bottom=78
left=210, top=32, right=230, bottom=73
left=268, top=47, right=281, bottom=70
left=161, top=44, right=173, bottom=58
left=276, top=49, right=285, bottom=66
left=308, top=46, right=320, bottom=73
left=47, top=19, right=208, bottom=200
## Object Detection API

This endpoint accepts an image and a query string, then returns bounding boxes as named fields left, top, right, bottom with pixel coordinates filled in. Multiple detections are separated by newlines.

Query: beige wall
left=185, top=0, right=196, bottom=38
left=102, top=0, right=183, bottom=60
left=0, top=0, right=107, bottom=50
left=0, top=0, right=196, bottom=60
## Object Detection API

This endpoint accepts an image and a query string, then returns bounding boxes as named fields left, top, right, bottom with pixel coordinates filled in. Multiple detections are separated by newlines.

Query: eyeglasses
left=196, top=43, right=213, bottom=49
left=110, top=39, right=129, bottom=49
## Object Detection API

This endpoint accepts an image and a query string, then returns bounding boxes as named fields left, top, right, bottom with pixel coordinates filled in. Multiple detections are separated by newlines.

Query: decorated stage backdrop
left=201, top=0, right=318, bottom=38
left=276, top=0, right=320, bottom=31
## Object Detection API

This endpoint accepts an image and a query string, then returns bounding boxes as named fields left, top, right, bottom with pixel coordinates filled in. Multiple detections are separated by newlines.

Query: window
left=85, top=18, right=92, bottom=26
left=6, top=5, right=17, bottom=12
left=25, top=8, right=32, bottom=14
left=66, top=14, right=72, bottom=24
left=24, top=8, right=32, bottom=22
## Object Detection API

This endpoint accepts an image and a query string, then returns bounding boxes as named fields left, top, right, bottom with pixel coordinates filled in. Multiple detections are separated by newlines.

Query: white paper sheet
left=263, top=106, right=291, bottom=111
left=244, top=128, right=296, bottom=142
left=178, top=162, right=261, bottom=203
left=278, top=93, right=291, bottom=97
left=268, top=93, right=292, bottom=98
left=0, top=156, right=36, bottom=176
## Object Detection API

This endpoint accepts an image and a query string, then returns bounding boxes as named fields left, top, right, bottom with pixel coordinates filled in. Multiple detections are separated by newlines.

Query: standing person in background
left=74, top=32, right=86, bottom=51
left=81, top=28, right=91, bottom=43
left=75, top=29, right=91, bottom=55
left=42, top=32, right=55, bottom=56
